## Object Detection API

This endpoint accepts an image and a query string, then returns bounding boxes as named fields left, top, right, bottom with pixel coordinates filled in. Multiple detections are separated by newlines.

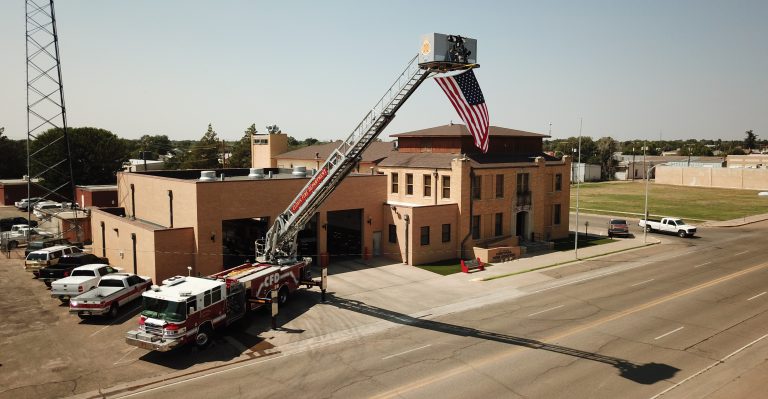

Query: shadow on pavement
left=327, top=294, right=679, bottom=385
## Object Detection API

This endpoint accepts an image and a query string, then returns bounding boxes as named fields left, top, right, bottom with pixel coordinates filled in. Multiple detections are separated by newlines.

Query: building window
left=391, top=173, right=398, bottom=193
left=553, top=204, right=562, bottom=225
left=517, top=173, right=530, bottom=193
left=496, top=174, right=504, bottom=198
left=406, top=173, right=414, bottom=195
left=495, top=213, right=503, bottom=236
left=388, top=224, right=397, bottom=243
left=442, top=224, right=451, bottom=242
left=555, top=173, right=562, bottom=191
left=420, top=226, right=430, bottom=246
left=423, top=174, right=431, bottom=197
left=442, top=175, right=451, bottom=199
left=472, top=215, right=481, bottom=239
left=472, top=175, right=482, bottom=199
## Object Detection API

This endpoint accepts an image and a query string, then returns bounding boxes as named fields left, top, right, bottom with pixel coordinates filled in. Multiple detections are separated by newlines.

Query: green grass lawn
left=571, top=181, right=767, bottom=221
left=416, top=258, right=491, bottom=276
left=552, top=233, right=615, bottom=251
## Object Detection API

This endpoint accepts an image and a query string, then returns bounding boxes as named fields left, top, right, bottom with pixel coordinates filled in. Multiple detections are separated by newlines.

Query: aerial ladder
left=257, top=33, right=478, bottom=265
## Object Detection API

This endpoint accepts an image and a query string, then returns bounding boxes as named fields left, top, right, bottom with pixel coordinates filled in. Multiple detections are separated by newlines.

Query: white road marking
left=654, top=326, right=684, bottom=340
left=532, top=269, right=625, bottom=293
left=630, top=279, right=655, bottom=287
left=747, top=292, right=767, bottom=301
left=650, top=332, right=768, bottom=398
left=527, top=304, right=565, bottom=317
left=382, top=344, right=432, bottom=360
left=694, top=261, right=712, bottom=268
left=113, top=347, right=138, bottom=365
left=735, top=250, right=749, bottom=256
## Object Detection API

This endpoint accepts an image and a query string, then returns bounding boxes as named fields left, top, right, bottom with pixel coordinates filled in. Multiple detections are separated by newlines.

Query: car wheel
left=645, top=226, right=652, bottom=233
left=108, top=303, right=119, bottom=318
left=195, top=324, right=213, bottom=348
left=678, top=230, right=687, bottom=238
left=608, top=233, right=613, bottom=238
left=59, top=297, right=69, bottom=304
left=44, top=281, right=51, bottom=288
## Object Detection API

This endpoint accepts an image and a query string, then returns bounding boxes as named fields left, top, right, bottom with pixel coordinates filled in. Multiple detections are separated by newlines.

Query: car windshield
left=28, top=242, right=45, bottom=250
left=71, top=270, right=96, bottom=277
left=99, top=279, right=125, bottom=288
left=141, top=297, right=186, bottom=322
left=27, top=253, right=47, bottom=261
left=611, top=220, right=627, bottom=225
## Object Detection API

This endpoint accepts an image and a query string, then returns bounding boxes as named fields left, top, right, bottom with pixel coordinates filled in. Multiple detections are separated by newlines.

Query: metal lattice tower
left=25, top=0, right=75, bottom=206
left=25, top=0, right=83, bottom=243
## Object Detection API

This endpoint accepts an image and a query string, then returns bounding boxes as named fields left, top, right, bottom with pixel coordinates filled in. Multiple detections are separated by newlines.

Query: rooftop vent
left=248, top=168, right=264, bottom=179
left=292, top=166, right=307, bottom=177
left=161, top=276, right=187, bottom=286
left=199, top=171, right=216, bottom=181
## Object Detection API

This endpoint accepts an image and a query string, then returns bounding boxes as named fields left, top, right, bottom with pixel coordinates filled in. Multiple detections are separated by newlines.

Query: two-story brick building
left=91, top=124, right=570, bottom=282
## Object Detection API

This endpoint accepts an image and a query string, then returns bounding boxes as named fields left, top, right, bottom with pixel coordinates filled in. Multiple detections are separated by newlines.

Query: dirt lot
left=0, top=207, right=307, bottom=399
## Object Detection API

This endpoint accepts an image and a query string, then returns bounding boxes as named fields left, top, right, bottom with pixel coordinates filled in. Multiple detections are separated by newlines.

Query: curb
left=481, top=239, right=660, bottom=282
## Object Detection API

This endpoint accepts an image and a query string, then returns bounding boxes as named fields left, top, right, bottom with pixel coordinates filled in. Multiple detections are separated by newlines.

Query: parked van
left=24, top=245, right=82, bottom=276
left=33, top=202, right=64, bottom=219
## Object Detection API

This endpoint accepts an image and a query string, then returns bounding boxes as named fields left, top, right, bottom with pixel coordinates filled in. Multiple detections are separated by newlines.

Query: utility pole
left=574, top=118, right=582, bottom=259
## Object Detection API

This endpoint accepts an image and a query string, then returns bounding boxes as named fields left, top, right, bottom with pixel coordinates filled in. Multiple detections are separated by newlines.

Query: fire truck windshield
left=141, top=297, right=186, bottom=322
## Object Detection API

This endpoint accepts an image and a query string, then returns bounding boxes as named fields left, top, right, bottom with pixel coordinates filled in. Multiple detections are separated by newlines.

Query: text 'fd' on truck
left=125, top=33, right=479, bottom=351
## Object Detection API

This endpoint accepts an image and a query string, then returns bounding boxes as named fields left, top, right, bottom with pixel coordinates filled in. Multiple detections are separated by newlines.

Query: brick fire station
left=90, top=124, right=571, bottom=282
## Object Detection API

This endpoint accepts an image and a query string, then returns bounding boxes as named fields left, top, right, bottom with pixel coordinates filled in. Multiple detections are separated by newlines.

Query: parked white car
left=69, top=273, right=152, bottom=318
left=1, top=224, right=55, bottom=249
left=50, top=264, right=119, bottom=303
left=33, top=201, right=64, bottom=219
left=15, top=197, right=43, bottom=210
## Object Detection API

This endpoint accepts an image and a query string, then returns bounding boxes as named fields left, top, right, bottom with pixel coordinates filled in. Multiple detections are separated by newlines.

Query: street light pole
left=643, top=160, right=669, bottom=243
left=574, top=118, right=582, bottom=258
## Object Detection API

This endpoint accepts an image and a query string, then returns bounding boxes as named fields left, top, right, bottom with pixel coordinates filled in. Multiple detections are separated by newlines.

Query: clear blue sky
left=1, top=1, right=766, bottom=143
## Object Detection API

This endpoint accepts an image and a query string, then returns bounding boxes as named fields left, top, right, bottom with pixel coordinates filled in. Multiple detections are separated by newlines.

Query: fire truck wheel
left=195, top=324, right=213, bottom=348
left=278, top=286, right=289, bottom=305
left=108, top=303, right=119, bottom=318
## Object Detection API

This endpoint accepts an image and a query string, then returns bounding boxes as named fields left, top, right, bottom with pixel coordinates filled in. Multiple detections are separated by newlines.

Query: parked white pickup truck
left=69, top=273, right=152, bottom=318
left=1, top=224, right=54, bottom=249
left=50, top=264, right=119, bottom=303
left=639, top=217, right=697, bottom=238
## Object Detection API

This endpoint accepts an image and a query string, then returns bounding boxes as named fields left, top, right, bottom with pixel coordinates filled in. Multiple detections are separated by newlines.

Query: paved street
left=59, top=219, right=768, bottom=399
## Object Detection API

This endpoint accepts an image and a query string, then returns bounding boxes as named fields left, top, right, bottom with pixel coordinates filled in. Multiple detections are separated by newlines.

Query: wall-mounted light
left=367, top=217, right=372, bottom=225
left=113, top=227, right=119, bottom=234
left=210, top=232, right=216, bottom=242
left=322, top=223, right=327, bottom=230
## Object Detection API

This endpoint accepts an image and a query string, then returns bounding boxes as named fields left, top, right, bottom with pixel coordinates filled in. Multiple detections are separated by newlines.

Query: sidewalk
left=702, top=213, right=768, bottom=227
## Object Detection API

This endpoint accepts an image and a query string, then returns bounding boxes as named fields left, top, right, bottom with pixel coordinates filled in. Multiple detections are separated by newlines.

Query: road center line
left=655, top=326, right=684, bottom=340
left=382, top=344, right=432, bottom=360
left=630, top=279, right=655, bottom=287
left=747, top=292, right=767, bottom=301
left=734, top=250, right=749, bottom=256
left=528, top=305, right=564, bottom=317
left=650, top=332, right=768, bottom=398
left=694, top=261, right=712, bottom=268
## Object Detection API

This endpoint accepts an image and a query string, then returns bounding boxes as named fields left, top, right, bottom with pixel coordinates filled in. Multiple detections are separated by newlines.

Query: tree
left=29, top=127, right=130, bottom=188
left=595, top=136, right=618, bottom=180
left=131, top=134, right=173, bottom=160
left=180, top=124, right=220, bottom=169
left=228, top=124, right=256, bottom=168
left=744, top=130, right=758, bottom=151
left=0, top=127, right=27, bottom=179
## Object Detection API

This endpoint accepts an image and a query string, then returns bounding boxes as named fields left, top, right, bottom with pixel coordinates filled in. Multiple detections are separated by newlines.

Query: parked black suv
left=25, top=238, right=77, bottom=257
left=38, top=253, right=110, bottom=286
left=0, top=217, right=38, bottom=231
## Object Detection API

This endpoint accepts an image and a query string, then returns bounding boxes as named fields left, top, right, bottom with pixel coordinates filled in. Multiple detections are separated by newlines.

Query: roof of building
left=377, top=152, right=458, bottom=169
left=391, top=124, right=548, bottom=138
left=76, top=185, right=117, bottom=191
left=275, top=141, right=396, bottom=163
left=619, top=155, right=725, bottom=163
left=468, top=152, right=559, bottom=165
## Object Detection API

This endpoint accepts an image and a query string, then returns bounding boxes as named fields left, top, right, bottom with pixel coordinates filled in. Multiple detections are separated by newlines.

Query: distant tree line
left=0, top=124, right=330, bottom=184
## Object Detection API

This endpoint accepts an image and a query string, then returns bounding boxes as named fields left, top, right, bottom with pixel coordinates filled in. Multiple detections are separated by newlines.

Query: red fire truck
left=125, top=33, right=478, bottom=352
left=125, top=260, right=312, bottom=351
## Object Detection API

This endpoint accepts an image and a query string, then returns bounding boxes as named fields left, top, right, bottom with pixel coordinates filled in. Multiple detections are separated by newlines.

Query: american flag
left=435, top=69, right=489, bottom=153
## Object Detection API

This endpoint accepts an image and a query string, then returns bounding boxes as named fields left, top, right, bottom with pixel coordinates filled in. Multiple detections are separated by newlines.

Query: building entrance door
left=372, top=231, right=381, bottom=256
left=327, top=209, right=363, bottom=261
left=516, top=211, right=527, bottom=241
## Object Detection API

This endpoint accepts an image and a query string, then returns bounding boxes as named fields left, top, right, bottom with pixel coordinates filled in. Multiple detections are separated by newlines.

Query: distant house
left=614, top=155, right=724, bottom=180
left=571, top=163, right=601, bottom=183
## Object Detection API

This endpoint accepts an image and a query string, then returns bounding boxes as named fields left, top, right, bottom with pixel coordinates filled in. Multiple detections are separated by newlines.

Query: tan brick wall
left=656, top=166, right=768, bottom=190
left=251, top=133, right=288, bottom=168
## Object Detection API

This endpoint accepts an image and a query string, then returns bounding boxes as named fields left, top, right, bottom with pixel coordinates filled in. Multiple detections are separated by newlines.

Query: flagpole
left=574, top=118, right=582, bottom=259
